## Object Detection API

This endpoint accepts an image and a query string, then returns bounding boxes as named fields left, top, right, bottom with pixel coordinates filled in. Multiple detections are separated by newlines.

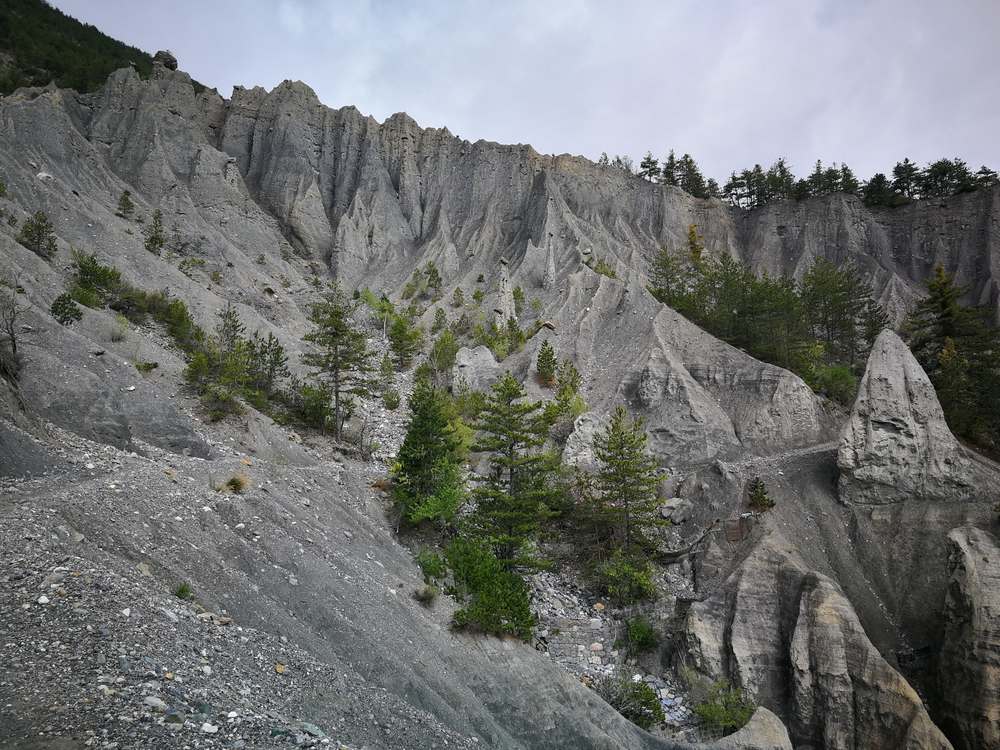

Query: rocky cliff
left=1, top=54, right=999, bottom=750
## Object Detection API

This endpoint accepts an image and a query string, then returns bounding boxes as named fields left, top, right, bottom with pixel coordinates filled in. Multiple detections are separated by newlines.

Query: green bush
left=593, top=674, right=664, bottom=730
left=811, top=363, right=858, bottom=405
left=692, top=680, right=754, bottom=736
left=415, top=549, right=448, bottom=583
left=50, top=293, right=82, bottom=326
left=383, top=388, right=401, bottom=410
left=446, top=537, right=535, bottom=640
left=618, top=616, right=659, bottom=657
left=594, top=552, right=657, bottom=606
left=17, top=211, right=58, bottom=258
left=173, top=582, right=193, bottom=600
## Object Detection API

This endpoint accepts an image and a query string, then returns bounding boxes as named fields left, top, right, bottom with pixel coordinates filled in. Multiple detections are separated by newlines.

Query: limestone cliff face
left=837, top=330, right=974, bottom=504
left=683, top=535, right=953, bottom=750
left=936, top=527, right=1000, bottom=750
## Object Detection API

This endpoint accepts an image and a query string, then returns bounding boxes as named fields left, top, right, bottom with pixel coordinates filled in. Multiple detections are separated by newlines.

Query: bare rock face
left=837, top=330, right=973, bottom=504
left=683, top=534, right=952, bottom=750
left=707, top=708, right=792, bottom=750
left=153, top=49, right=178, bottom=70
left=451, top=346, right=501, bottom=393
left=936, top=527, right=1000, bottom=750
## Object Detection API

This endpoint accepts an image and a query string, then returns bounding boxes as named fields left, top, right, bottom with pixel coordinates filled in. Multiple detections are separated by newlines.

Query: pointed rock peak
left=153, top=50, right=178, bottom=70
left=837, top=329, right=971, bottom=503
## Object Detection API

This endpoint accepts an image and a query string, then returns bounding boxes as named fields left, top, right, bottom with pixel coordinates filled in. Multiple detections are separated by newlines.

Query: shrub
left=446, top=537, right=535, bottom=640
left=255, top=253, right=266, bottom=265
left=594, top=552, right=657, bottom=607
left=618, top=616, right=659, bottom=657
left=16, top=211, right=57, bottom=258
left=593, top=674, right=664, bottom=730
left=592, top=257, right=617, bottom=278
left=512, top=285, right=525, bottom=316
left=413, top=585, right=438, bottom=606
left=50, top=293, right=82, bottom=326
left=173, top=582, right=193, bottom=600
left=383, top=388, right=401, bottom=410
left=225, top=474, right=250, bottom=493
left=472, top=288, right=484, bottom=305
left=692, top=680, right=754, bottom=736
left=811, top=364, right=858, bottom=405
left=135, top=360, right=158, bottom=374
left=476, top=274, right=485, bottom=283
left=202, top=382, right=243, bottom=421
left=415, top=549, right=448, bottom=583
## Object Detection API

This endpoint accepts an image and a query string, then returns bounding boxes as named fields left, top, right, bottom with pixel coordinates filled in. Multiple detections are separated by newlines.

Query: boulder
left=707, top=707, right=792, bottom=750
left=153, top=50, right=178, bottom=70
left=838, top=330, right=973, bottom=504
left=659, top=497, right=691, bottom=524
left=561, top=412, right=607, bottom=470
left=452, top=346, right=501, bottom=393
left=936, top=527, right=1000, bottom=750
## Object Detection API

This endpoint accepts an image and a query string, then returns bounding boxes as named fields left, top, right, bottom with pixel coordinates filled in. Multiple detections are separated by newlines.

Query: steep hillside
left=0, top=0, right=153, bottom=94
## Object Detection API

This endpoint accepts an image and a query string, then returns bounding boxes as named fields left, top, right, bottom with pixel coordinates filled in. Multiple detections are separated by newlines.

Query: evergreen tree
left=919, top=158, right=977, bottom=197
left=678, top=154, right=708, bottom=198
left=144, top=209, right=165, bottom=255
left=116, top=190, right=135, bottom=218
left=247, top=332, right=289, bottom=396
left=975, top=165, right=999, bottom=188
left=807, top=160, right=825, bottom=196
left=592, top=406, right=663, bottom=555
left=904, top=265, right=1000, bottom=449
left=394, top=377, right=464, bottom=525
left=428, top=329, right=459, bottom=386
left=303, top=283, right=374, bottom=439
left=638, top=151, right=661, bottom=182
left=378, top=352, right=395, bottom=394
left=661, top=150, right=679, bottom=187
left=471, top=372, right=557, bottom=568
left=765, top=158, right=795, bottom=200
left=536, top=340, right=557, bottom=386
left=451, top=287, right=465, bottom=308
left=862, top=173, right=899, bottom=207
left=839, top=164, right=860, bottom=195
left=16, top=210, right=57, bottom=258
left=747, top=477, right=774, bottom=512
left=432, top=306, right=447, bottom=333
left=892, top=158, right=921, bottom=198
left=686, top=224, right=705, bottom=267
left=388, top=313, right=424, bottom=369
left=705, top=178, right=722, bottom=199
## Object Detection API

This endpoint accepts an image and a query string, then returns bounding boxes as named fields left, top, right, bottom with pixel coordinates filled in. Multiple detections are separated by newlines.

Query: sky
left=53, top=0, right=1000, bottom=184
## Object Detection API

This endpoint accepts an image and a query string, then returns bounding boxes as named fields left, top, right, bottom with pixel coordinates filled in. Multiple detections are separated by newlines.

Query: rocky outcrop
left=683, top=534, right=952, bottom=750
left=452, top=345, right=501, bottom=392
left=837, top=330, right=973, bottom=504
left=708, top=708, right=792, bottom=750
left=936, top=527, right=1000, bottom=750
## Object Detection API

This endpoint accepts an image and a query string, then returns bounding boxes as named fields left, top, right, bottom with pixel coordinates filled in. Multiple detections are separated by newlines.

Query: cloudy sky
left=54, top=0, right=1000, bottom=184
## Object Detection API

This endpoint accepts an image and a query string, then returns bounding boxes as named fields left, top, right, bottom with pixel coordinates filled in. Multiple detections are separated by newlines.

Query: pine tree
left=839, top=164, right=860, bottom=195
left=144, top=209, right=165, bottom=255
left=638, top=151, right=661, bottom=182
left=747, top=477, right=774, bottom=512
left=429, top=329, right=459, bottom=386
left=378, top=352, right=395, bottom=394
left=116, top=190, right=135, bottom=218
left=303, top=283, right=374, bottom=439
left=892, top=158, right=921, bottom=198
left=247, top=332, right=289, bottom=395
left=451, top=287, right=465, bottom=308
left=472, top=372, right=557, bottom=567
left=536, top=340, right=557, bottom=386
left=432, top=307, right=447, bottom=333
left=16, top=211, right=57, bottom=258
left=388, top=313, right=424, bottom=369
left=592, top=406, right=663, bottom=555
left=394, top=377, right=464, bottom=525
left=678, top=154, right=708, bottom=198
left=686, top=224, right=705, bottom=267
left=661, top=150, right=679, bottom=187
